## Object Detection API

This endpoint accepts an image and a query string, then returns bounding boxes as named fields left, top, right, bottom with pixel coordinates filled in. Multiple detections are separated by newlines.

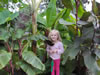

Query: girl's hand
left=49, top=50, right=53, bottom=54
left=52, top=49, right=58, bottom=53
left=49, top=49, right=58, bottom=54
left=54, top=49, right=58, bottom=53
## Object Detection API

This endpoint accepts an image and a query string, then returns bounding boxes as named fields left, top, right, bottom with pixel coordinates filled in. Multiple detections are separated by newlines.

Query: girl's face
left=50, top=32, right=58, bottom=42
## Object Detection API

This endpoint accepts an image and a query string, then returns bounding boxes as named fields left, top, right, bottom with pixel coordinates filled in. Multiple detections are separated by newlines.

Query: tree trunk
left=32, top=12, right=37, bottom=54
left=32, top=40, right=37, bottom=54
left=43, top=29, right=50, bottom=63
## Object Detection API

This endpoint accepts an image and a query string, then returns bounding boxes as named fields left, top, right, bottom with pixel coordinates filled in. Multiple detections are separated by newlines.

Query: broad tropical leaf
left=17, top=61, right=42, bottom=75
left=59, top=18, right=74, bottom=25
left=80, top=12, right=91, bottom=21
left=82, top=27, right=94, bottom=39
left=0, top=9, right=19, bottom=25
left=95, top=50, right=100, bottom=58
left=78, top=4, right=84, bottom=18
left=62, top=8, right=71, bottom=20
left=68, top=47, right=80, bottom=60
left=22, top=51, right=45, bottom=71
left=46, top=0, right=56, bottom=27
left=63, top=37, right=82, bottom=63
left=37, top=14, right=46, bottom=25
left=52, top=8, right=70, bottom=28
left=77, top=20, right=88, bottom=25
left=62, top=49, right=69, bottom=65
left=0, top=29, right=11, bottom=41
left=83, top=51, right=100, bottom=72
left=15, top=29, right=24, bottom=39
left=0, top=50, right=11, bottom=69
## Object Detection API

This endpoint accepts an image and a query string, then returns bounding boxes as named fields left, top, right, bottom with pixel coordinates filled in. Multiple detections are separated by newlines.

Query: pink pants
left=51, top=59, right=60, bottom=75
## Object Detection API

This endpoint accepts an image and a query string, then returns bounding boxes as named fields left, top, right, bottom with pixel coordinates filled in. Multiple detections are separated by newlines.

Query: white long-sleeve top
left=46, top=41, right=64, bottom=60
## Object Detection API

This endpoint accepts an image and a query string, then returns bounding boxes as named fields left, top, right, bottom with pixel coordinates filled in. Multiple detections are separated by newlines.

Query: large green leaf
left=0, top=9, right=19, bottom=25
left=77, top=20, right=88, bottom=25
left=66, top=13, right=76, bottom=23
left=17, top=61, right=42, bottom=75
left=0, top=50, right=11, bottom=69
left=83, top=51, right=100, bottom=72
left=62, top=8, right=71, bottom=20
left=9, top=12, right=19, bottom=20
left=65, top=38, right=81, bottom=60
left=53, top=8, right=71, bottom=28
left=63, top=37, right=82, bottom=63
left=37, top=14, right=46, bottom=25
left=68, top=47, right=80, bottom=60
left=95, top=50, right=100, bottom=58
left=82, top=27, right=94, bottom=39
left=78, top=3, right=84, bottom=18
left=73, top=37, right=83, bottom=48
left=46, top=0, right=56, bottom=27
left=80, top=12, right=91, bottom=21
left=52, top=8, right=68, bottom=28
left=62, top=49, right=69, bottom=65
left=59, top=18, right=74, bottom=25
left=15, top=29, right=24, bottom=39
left=0, top=29, right=11, bottom=41
left=22, top=51, right=45, bottom=71
left=0, top=10, right=10, bottom=25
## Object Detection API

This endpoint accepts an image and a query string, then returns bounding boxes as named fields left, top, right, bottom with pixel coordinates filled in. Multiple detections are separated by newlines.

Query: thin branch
left=18, top=39, right=23, bottom=59
left=75, top=0, right=80, bottom=35
left=5, top=42, right=11, bottom=52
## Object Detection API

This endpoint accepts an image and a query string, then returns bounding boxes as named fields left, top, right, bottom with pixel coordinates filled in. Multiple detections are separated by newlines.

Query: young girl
left=46, top=29, right=64, bottom=75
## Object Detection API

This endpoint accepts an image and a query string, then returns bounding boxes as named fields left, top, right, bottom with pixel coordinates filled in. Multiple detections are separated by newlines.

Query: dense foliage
left=0, top=0, right=100, bottom=75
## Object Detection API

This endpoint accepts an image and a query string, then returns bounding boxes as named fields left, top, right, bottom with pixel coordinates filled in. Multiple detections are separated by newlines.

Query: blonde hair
left=48, top=29, right=62, bottom=42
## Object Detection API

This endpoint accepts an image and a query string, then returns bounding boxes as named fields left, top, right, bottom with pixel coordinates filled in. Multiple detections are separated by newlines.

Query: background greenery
left=0, top=0, right=100, bottom=75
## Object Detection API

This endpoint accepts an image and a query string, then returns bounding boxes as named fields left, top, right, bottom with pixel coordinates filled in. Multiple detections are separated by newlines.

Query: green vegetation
left=0, top=0, right=100, bottom=75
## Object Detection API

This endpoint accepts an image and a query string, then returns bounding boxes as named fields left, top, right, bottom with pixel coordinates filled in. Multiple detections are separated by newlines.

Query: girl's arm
left=57, top=42, right=64, bottom=54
